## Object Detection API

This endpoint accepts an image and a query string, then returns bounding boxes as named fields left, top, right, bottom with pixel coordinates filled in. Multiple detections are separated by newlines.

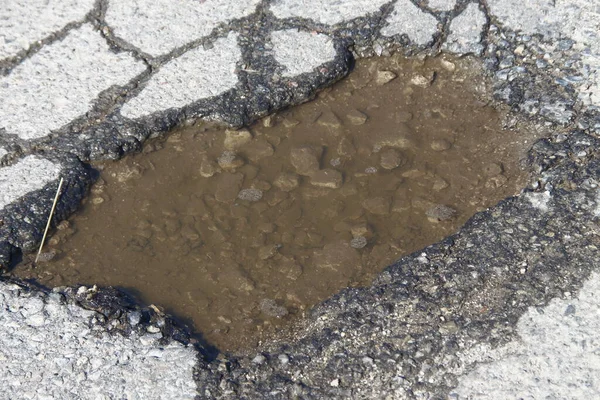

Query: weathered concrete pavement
left=1, top=0, right=600, bottom=398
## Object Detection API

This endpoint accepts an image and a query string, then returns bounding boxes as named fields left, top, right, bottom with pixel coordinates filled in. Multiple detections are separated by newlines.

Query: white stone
left=0, top=0, right=95, bottom=59
left=381, top=0, right=439, bottom=46
left=0, top=282, right=197, bottom=399
left=426, top=0, right=456, bottom=12
left=0, top=156, right=61, bottom=210
left=594, top=189, right=600, bottom=217
left=105, top=0, right=260, bottom=57
left=524, top=190, right=551, bottom=212
left=271, top=30, right=336, bottom=77
left=442, top=3, right=487, bottom=55
left=21, top=298, right=45, bottom=316
left=0, top=24, right=145, bottom=141
left=25, top=314, right=46, bottom=327
left=270, top=0, right=389, bottom=25
left=120, top=33, right=240, bottom=120
left=488, top=0, right=600, bottom=106
left=452, top=272, right=600, bottom=399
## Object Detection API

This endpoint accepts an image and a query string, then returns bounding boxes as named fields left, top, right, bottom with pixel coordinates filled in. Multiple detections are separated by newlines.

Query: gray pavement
left=0, top=283, right=197, bottom=399
left=1, top=0, right=600, bottom=398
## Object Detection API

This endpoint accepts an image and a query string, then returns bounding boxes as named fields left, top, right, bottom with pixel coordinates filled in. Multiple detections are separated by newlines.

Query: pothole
left=11, top=53, right=542, bottom=352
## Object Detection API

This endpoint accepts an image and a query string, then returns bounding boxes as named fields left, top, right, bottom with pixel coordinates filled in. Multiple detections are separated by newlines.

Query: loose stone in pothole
left=11, top=53, right=542, bottom=352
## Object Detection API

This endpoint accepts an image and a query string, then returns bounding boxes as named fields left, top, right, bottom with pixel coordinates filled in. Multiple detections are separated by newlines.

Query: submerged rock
left=215, top=172, right=244, bottom=203
left=379, top=148, right=404, bottom=170
left=273, top=172, right=299, bottom=192
left=218, top=151, right=245, bottom=170
left=362, top=197, right=391, bottom=215
left=350, top=236, right=368, bottom=249
left=224, top=129, right=252, bottom=150
left=375, top=70, right=397, bottom=85
left=310, top=169, right=343, bottom=189
left=346, top=109, right=368, bottom=125
left=426, top=204, right=457, bottom=222
left=238, top=188, right=263, bottom=202
left=260, top=299, right=288, bottom=318
left=290, top=146, right=322, bottom=176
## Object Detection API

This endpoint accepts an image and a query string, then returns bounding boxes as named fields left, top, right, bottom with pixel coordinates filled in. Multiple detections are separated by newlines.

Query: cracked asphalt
left=1, top=0, right=600, bottom=398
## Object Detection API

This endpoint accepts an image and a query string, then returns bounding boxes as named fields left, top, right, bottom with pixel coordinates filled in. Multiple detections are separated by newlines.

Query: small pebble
left=260, top=298, right=288, bottom=318
left=411, top=74, right=433, bottom=87
left=346, top=109, right=368, bottom=125
left=362, top=197, right=391, bottom=215
left=310, top=169, right=343, bottom=189
left=430, top=139, right=452, bottom=151
left=282, top=118, right=299, bottom=128
left=47, top=237, right=61, bottom=246
left=252, top=180, right=272, bottom=191
left=218, top=151, right=245, bottom=170
left=215, top=172, right=244, bottom=203
left=402, top=169, right=425, bottom=179
left=375, top=70, right=397, bottom=85
left=224, top=129, right=252, bottom=150
left=146, top=325, right=161, bottom=333
left=317, top=111, right=342, bottom=129
left=350, top=222, right=372, bottom=239
left=337, top=137, right=356, bottom=158
left=350, top=236, right=368, bottom=249
left=439, top=321, right=459, bottom=335
left=564, top=304, right=576, bottom=316
left=371, top=127, right=413, bottom=150
left=56, top=221, right=71, bottom=231
left=258, top=244, right=280, bottom=260
left=199, top=157, right=217, bottom=177
left=243, top=139, right=274, bottom=162
left=485, top=174, right=508, bottom=188
left=426, top=204, right=457, bottom=222
left=115, top=165, right=144, bottom=182
left=140, top=333, right=162, bottom=346
left=291, top=146, right=322, bottom=176
left=514, top=44, right=525, bottom=56
left=238, top=188, right=263, bottom=201
left=263, top=115, right=275, bottom=128
left=35, top=250, right=58, bottom=263
left=483, top=162, right=503, bottom=177
left=252, top=354, right=266, bottom=364
left=432, top=177, right=449, bottom=191
left=440, top=59, right=456, bottom=72
left=278, top=354, right=290, bottom=365
left=274, top=172, right=300, bottom=192
left=127, top=311, right=142, bottom=326
left=379, top=148, right=403, bottom=170
left=330, top=158, right=342, bottom=167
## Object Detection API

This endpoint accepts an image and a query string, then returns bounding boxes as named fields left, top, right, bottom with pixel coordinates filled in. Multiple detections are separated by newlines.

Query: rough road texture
left=1, top=0, right=600, bottom=398
left=0, top=282, right=197, bottom=399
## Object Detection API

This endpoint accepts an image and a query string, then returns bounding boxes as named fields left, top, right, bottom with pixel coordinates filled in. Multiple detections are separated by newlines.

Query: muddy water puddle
left=13, top=54, right=541, bottom=352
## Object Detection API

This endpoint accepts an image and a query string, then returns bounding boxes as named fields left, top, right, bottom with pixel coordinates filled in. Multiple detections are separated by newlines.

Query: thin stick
left=35, top=177, right=64, bottom=263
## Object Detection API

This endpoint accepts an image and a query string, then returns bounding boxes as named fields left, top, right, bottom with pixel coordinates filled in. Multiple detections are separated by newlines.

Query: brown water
left=12, top=54, right=541, bottom=352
